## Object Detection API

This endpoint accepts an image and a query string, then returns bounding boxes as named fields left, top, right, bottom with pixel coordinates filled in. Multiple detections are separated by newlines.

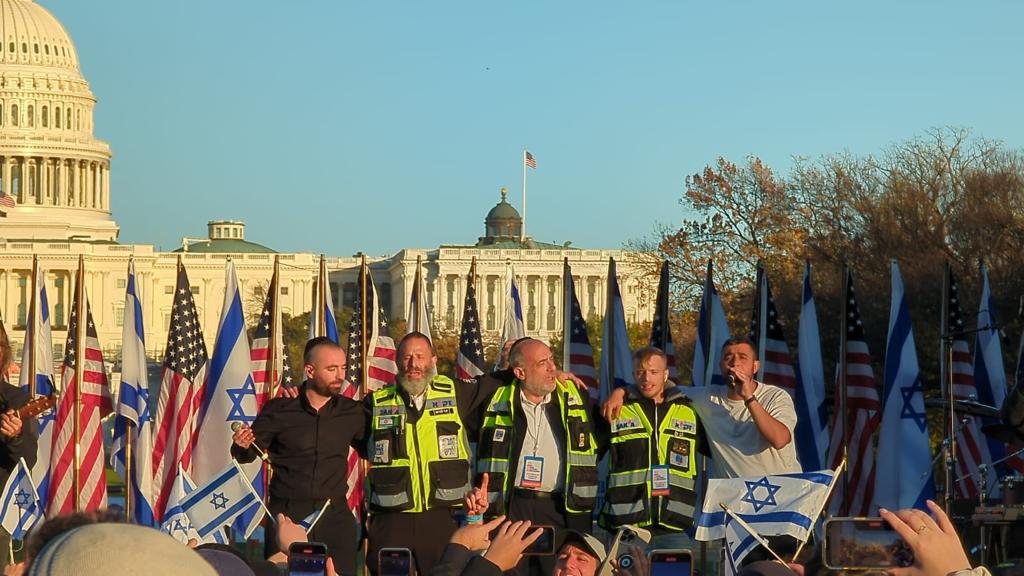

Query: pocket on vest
left=428, top=459, right=470, bottom=508
left=368, top=466, right=413, bottom=512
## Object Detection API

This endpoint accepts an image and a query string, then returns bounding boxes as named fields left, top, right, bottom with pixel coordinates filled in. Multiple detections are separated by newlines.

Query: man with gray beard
left=364, top=332, right=506, bottom=576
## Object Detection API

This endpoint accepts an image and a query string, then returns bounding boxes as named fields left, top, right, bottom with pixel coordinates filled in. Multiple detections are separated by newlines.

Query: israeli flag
left=694, top=469, right=835, bottom=543
left=875, top=260, right=936, bottom=512
left=723, top=516, right=756, bottom=575
left=110, top=259, right=156, bottom=526
left=496, top=264, right=526, bottom=369
left=298, top=499, right=331, bottom=534
left=598, top=258, right=634, bottom=402
left=180, top=461, right=266, bottom=540
left=795, top=263, right=828, bottom=471
left=693, top=262, right=731, bottom=387
left=0, top=458, right=44, bottom=540
left=309, top=263, right=339, bottom=344
left=160, top=464, right=227, bottom=545
left=18, top=264, right=55, bottom=508
left=973, top=264, right=1008, bottom=464
left=192, top=261, right=264, bottom=538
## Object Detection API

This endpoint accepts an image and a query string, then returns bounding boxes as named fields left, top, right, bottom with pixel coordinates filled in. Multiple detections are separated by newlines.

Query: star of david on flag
left=179, top=461, right=267, bottom=540
left=0, top=458, right=44, bottom=540
left=160, top=464, right=227, bottom=545
left=694, top=469, right=836, bottom=544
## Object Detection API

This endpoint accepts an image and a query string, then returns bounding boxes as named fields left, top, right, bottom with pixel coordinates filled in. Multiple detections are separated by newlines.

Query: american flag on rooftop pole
left=152, top=258, right=209, bottom=521
left=455, top=258, right=485, bottom=382
left=48, top=255, right=112, bottom=515
left=562, top=258, right=597, bottom=398
left=649, top=261, right=677, bottom=382
left=827, top=267, right=881, bottom=516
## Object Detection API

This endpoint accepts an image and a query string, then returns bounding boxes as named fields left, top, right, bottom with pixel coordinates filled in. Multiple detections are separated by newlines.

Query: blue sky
left=48, top=0, right=1024, bottom=255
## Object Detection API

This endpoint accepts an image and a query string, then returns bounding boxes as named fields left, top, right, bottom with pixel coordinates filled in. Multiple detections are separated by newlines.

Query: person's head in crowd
left=303, top=336, right=347, bottom=398
left=632, top=347, right=670, bottom=404
left=510, top=339, right=557, bottom=399
left=24, top=508, right=125, bottom=566
left=553, top=530, right=606, bottom=576
left=397, top=331, right=438, bottom=397
left=194, top=543, right=257, bottom=576
left=27, top=522, right=216, bottom=576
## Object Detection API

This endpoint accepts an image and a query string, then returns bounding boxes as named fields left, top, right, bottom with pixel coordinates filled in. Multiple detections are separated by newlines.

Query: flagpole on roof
left=73, top=254, right=86, bottom=513
left=27, top=256, right=38, bottom=398
left=521, top=149, right=527, bottom=243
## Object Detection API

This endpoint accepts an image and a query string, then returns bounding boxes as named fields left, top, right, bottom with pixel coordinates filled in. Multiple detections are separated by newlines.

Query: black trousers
left=267, top=496, right=357, bottom=576
left=507, top=491, right=592, bottom=576
left=367, top=507, right=460, bottom=576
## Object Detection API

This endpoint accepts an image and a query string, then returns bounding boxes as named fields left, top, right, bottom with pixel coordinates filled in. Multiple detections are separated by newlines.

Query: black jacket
left=0, top=382, right=39, bottom=490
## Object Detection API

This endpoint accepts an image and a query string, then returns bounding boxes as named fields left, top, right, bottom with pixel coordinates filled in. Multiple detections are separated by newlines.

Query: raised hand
left=464, top=473, right=490, bottom=519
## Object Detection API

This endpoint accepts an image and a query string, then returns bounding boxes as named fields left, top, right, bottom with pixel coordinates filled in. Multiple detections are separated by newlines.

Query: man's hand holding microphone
left=231, top=422, right=269, bottom=462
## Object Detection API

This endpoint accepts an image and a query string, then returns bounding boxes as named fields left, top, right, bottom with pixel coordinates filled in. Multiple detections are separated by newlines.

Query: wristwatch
left=743, top=396, right=757, bottom=407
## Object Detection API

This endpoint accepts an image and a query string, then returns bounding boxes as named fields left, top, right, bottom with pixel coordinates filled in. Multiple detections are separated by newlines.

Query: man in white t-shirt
left=685, top=337, right=801, bottom=478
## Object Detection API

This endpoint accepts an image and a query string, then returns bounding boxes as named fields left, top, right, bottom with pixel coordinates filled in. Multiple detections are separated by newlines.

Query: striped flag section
left=345, top=263, right=398, bottom=519
left=972, top=264, right=1024, bottom=474
left=251, top=263, right=294, bottom=405
left=152, top=261, right=209, bottom=521
left=826, top=269, right=881, bottom=516
left=496, top=265, right=526, bottom=369
left=524, top=150, right=537, bottom=169
left=309, top=255, right=339, bottom=344
left=48, top=277, right=113, bottom=515
left=876, top=260, right=936, bottom=511
left=749, top=262, right=797, bottom=393
left=597, top=257, right=633, bottom=402
left=18, top=263, right=55, bottom=508
left=649, top=261, right=677, bottom=381
left=179, top=461, right=266, bottom=540
left=944, top=266, right=993, bottom=498
left=562, top=259, right=597, bottom=398
left=110, top=259, right=156, bottom=525
left=0, top=458, right=44, bottom=540
left=455, top=259, right=486, bottom=382
left=693, top=261, right=731, bottom=387
left=795, top=263, right=828, bottom=472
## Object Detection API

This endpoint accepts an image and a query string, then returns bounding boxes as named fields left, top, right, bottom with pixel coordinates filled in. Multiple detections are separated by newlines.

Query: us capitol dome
left=0, top=0, right=114, bottom=241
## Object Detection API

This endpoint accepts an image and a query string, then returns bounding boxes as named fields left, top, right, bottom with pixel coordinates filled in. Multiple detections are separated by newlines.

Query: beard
left=399, top=365, right=437, bottom=397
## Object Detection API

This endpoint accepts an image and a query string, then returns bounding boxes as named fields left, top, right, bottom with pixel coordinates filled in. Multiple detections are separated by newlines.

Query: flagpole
left=124, top=257, right=135, bottom=523
left=562, top=258, right=571, bottom=372
left=699, top=260, right=713, bottom=576
left=720, top=503, right=788, bottom=565
left=27, top=256, right=38, bottom=398
left=268, top=257, right=281, bottom=399
left=940, top=261, right=954, bottom=512
left=838, top=265, right=850, bottom=516
left=413, top=254, right=423, bottom=334
left=755, top=261, right=767, bottom=382
left=360, top=255, right=369, bottom=394
left=791, top=458, right=848, bottom=562
left=521, top=149, right=527, bottom=243
left=73, top=254, right=86, bottom=513
left=317, top=255, right=328, bottom=338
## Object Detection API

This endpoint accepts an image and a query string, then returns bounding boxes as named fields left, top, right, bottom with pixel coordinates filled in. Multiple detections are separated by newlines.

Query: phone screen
left=649, top=551, right=693, bottom=576
left=523, top=525, right=556, bottom=555
left=824, top=518, right=914, bottom=569
left=288, top=542, right=328, bottom=576
left=379, top=548, right=412, bottom=576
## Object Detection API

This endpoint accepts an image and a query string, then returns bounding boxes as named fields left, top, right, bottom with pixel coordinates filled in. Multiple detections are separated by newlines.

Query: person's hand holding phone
left=612, top=545, right=650, bottom=576
left=879, top=499, right=972, bottom=576
left=481, top=520, right=543, bottom=572
left=450, top=516, right=506, bottom=551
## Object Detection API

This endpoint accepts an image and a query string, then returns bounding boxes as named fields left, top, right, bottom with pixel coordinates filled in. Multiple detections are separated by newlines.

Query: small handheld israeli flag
left=0, top=458, right=44, bottom=540
left=298, top=499, right=331, bottom=534
left=179, top=461, right=267, bottom=540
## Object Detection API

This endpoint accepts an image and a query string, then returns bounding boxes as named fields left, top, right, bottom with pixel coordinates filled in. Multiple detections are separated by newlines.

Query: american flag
left=524, top=150, right=537, bottom=169
left=945, top=267, right=993, bottom=497
left=562, top=259, right=597, bottom=397
left=251, top=267, right=293, bottom=408
left=48, top=282, right=113, bottom=515
left=152, top=262, right=208, bottom=521
left=344, top=263, right=398, bottom=519
left=0, top=191, right=15, bottom=208
left=749, top=263, right=797, bottom=393
left=649, top=261, right=677, bottom=381
left=455, top=259, right=485, bottom=382
left=827, top=270, right=882, bottom=516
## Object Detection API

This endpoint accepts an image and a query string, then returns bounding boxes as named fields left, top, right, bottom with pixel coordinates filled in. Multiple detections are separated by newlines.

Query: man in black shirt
left=231, top=336, right=367, bottom=576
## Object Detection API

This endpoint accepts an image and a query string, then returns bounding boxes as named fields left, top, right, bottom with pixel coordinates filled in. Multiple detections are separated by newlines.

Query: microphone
left=231, top=421, right=269, bottom=462
left=727, top=374, right=737, bottom=389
